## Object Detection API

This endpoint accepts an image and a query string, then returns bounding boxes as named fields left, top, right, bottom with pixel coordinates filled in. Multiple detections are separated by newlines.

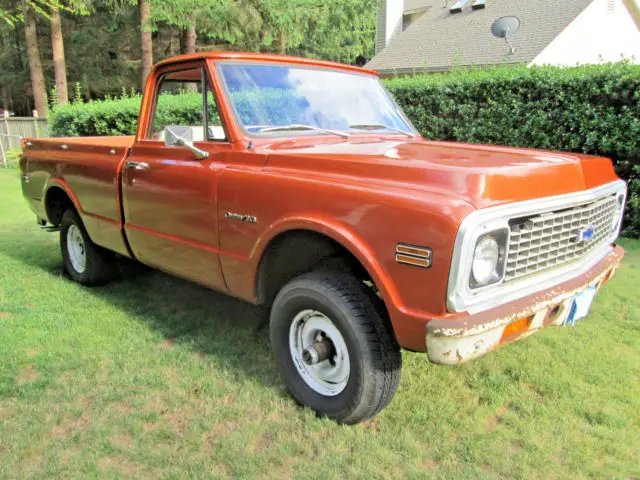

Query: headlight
left=611, top=193, right=626, bottom=232
left=470, top=230, right=508, bottom=288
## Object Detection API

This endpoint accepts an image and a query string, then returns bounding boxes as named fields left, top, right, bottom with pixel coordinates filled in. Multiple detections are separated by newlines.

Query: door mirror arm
left=175, top=138, right=209, bottom=159
left=164, top=125, right=210, bottom=160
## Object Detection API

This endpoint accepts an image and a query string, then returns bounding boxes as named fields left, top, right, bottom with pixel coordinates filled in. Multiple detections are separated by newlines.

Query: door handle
left=126, top=161, right=149, bottom=170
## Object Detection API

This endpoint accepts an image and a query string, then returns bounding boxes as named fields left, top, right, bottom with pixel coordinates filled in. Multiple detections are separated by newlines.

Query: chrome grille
left=505, top=194, right=617, bottom=282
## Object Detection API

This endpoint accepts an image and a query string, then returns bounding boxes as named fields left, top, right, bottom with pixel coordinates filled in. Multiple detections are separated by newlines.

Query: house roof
left=367, top=0, right=595, bottom=75
left=404, top=0, right=431, bottom=13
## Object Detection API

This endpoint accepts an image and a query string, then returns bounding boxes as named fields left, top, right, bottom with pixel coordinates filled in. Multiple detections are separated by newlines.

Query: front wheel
left=60, top=209, right=117, bottom=286
left=270, top=271, right=402, bottom=424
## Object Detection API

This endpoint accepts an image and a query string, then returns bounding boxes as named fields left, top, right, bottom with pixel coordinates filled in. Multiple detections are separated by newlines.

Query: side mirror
left=164, top=125, right=209, bottom=160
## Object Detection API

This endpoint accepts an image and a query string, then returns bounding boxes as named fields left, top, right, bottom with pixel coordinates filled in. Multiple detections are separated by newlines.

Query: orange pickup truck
left=20, top=52, right=627, bottom=424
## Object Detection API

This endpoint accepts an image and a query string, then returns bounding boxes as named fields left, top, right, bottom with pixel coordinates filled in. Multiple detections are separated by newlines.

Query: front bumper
left=426, top=245, right=624, bottom=365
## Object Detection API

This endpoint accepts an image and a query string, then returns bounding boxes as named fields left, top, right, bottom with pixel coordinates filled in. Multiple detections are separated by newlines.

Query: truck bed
left=21, top=135, right=134, bottom=257
left=28, top=135, right=135, bottom=148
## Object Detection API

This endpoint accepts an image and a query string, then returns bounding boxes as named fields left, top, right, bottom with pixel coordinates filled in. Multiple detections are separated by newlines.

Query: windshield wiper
left=348, top=123, right=416, bottom=138
left=257, top=124, right=351, bottom=139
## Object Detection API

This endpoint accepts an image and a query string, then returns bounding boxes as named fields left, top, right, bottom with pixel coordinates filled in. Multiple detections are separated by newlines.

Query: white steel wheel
left=289, top=309, right=350, bottom=396
left=66, top=224, right=87, bottom=273
left=270, top=271, right=402, bottom=424
left=60, top=209, right=117, bottom=286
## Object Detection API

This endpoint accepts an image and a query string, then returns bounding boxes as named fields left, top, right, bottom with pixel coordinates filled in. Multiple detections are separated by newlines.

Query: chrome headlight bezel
left=470, top=229, right=509, bottom=289
left=611, top=191, right=627, bottom=233
left=447, top=180, right=627, bottom=314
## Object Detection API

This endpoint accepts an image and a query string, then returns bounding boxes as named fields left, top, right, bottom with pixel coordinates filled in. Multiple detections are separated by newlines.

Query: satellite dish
left=491, top=16, right=520, bottom=54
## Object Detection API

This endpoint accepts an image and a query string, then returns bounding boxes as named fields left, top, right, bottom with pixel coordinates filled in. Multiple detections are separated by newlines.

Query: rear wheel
left=270, top=271, right=402, bottom=424
left=60, top=209, right=117, bottom=286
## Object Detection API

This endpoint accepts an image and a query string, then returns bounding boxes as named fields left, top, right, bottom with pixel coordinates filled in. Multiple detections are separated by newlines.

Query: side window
left=147, top=67, right=226, bottom=142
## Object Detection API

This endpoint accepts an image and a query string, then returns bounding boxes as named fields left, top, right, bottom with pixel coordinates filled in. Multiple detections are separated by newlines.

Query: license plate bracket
left=565, top=284, right=598, bottom=327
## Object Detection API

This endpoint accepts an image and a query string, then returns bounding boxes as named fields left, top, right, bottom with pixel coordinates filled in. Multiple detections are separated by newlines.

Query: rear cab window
left=147, top=67, right=227, bottom=142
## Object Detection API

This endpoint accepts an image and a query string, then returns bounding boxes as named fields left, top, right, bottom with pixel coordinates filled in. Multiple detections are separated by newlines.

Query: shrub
left=49, top=96, right=142, bottom=137
left=48, top=93, right=220, bottom=137
left=48, top=63, right=640, bottom=237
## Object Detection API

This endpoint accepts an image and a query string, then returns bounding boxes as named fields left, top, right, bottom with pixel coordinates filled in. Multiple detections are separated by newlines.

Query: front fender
left=251, top=213, right=402, bottom=313
left=248, top=213, right=448, bottom=351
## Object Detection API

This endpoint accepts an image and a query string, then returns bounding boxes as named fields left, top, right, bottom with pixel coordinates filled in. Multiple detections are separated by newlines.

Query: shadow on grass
left=0, top=236, right=283, bottom=392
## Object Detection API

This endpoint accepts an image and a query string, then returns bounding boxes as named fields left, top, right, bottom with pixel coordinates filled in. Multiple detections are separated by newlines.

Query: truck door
left=122, top=63, right=230, bottom=292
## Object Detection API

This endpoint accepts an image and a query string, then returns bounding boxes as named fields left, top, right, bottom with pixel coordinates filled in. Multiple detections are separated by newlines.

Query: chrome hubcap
left=289, top=310, right=350, bottom=396
left=67, top=224, right=86, bottom=273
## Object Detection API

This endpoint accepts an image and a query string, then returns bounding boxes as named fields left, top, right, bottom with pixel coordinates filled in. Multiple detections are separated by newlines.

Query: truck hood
left=264, top=138, right=619, bottom=208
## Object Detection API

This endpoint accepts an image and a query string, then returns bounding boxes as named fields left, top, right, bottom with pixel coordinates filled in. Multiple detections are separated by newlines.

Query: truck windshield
left=217, top=63, right=416, bottom=137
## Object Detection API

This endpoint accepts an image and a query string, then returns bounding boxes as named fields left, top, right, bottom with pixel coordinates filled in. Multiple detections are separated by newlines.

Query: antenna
left=490, top=16, right=520, bottom=54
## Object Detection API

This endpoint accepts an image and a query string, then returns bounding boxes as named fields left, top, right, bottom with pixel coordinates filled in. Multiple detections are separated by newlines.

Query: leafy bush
left=49, top=96, right=142, bottom=137
left=48, top=93, right=221, bottom=137
left=385, top=63, right=640, bottom=238
left=48, top=63, right=640, bottom=237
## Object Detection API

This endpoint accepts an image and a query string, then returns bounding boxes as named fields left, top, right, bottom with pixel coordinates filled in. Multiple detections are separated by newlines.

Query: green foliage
left=49, top=96, right=142, bottom=136
left=385, top=63, right=640, bottom=238
left=201, top=0, right=376, bottom=64
left=149, top=0, right=229, bottom=30
left=1, top=1, right=82, bottom=26
left=627, top=165, right=640, bottom=238
left=48, top=91, right=221, bottom=137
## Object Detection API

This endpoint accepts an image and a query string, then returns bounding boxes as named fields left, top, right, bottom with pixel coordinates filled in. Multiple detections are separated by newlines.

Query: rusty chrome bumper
left=426, top=245, right=625, bottom=365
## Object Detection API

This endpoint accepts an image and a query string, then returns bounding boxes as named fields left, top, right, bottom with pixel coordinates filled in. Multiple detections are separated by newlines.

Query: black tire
left=60, top=209, right=117, bottom=286
left=270, top=271, right=402, bottom=424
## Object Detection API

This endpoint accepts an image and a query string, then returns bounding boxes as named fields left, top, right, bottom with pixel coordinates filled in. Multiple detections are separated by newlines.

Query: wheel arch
left=44, top=181, right=81, bottom=226
left=252, top=217, right=402, bottom=322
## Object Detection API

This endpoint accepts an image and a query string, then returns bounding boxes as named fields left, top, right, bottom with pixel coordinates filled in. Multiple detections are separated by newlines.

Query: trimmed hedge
left=48, top=93, right=219, bottom=137
left=49, top=96, right=142, bottom=137
left=48, top=64, right=640, bottom=237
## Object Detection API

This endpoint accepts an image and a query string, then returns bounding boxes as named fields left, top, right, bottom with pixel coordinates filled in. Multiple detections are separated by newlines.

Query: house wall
left=375, top=0, right=404, bottom=53
left=530, top=0, right=640, bottom=66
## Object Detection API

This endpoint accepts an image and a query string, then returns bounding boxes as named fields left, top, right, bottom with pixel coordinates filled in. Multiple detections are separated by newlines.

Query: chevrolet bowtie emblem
left=574, top=225, right=595, bottom=243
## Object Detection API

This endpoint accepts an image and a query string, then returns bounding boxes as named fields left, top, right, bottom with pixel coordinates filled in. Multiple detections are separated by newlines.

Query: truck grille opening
left=505, top=194, right=617, bottom=282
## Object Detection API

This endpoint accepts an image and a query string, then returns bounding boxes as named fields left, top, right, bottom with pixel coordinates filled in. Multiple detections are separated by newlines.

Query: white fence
left=0, top=115, right=49, bottom=168
left=0, top=116, right=49, bottom=150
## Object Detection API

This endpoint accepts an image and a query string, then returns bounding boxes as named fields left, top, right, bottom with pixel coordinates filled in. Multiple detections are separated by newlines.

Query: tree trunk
left=50, top=7, right=69, bottom=104
left=0, top=35, right=6, bottom=114
left=180, top=17, right=197, bottom=54
left=1, top=86, right=9, bottom=113
left=140, top=0, right=153, bottom=89
left=22, top=1, right=47, bottom=116
left=279, top=32, right=286, bottom=54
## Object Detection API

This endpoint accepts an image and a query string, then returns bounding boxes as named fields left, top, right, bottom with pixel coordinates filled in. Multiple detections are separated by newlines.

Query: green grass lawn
left=1, top=168, right=639, bottom=479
